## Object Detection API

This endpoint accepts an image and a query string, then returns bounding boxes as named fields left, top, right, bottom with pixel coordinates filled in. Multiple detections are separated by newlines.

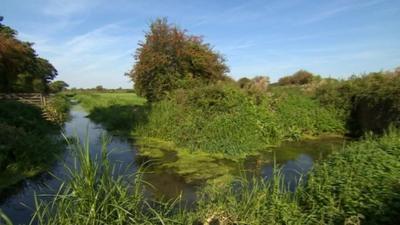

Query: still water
left=0, top=105, right=346, bottom=224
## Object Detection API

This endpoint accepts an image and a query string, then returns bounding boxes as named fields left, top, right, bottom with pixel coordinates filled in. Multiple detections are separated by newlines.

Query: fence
left=0, top=93, right=48, bottom=107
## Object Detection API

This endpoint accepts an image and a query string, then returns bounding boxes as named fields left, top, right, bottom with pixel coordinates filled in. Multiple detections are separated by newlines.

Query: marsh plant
left=22, top=128, right=400, bottom=225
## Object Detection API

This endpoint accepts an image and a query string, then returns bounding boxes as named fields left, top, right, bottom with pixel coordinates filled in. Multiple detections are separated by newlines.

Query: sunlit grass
left=74, top=93, right=146, bottom=112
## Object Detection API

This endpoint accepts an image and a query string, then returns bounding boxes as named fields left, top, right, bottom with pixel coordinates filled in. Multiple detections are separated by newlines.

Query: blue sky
left=1, top=0, right=400, bottom=88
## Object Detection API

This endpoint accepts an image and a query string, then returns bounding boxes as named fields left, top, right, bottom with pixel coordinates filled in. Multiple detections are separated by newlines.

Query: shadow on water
left=88, top=104, right=150, bottom=135
left=0, top=104, right=347, bottom=224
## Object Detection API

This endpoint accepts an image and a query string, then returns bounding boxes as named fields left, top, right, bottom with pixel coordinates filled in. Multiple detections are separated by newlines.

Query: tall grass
left=24, top=129, right=400, bottom=224
left=31, top=135, right=186, bottom=225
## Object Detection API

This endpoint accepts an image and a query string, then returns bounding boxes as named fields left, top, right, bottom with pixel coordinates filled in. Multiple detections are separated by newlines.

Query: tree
left=0, top=18, right=57, bottom=93
left=237, top=77, right=251, bottom=89
left=278, top=70, right=314, bottom=86
left=129, top=18, right=229, bottom=101
left=49, top=80, right=69, bottom=93
left=95, top=85, right=104, bottom=92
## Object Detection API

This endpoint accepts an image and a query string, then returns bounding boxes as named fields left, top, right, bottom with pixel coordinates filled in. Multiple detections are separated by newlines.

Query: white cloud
left=20, top=22, right=141, bottom=88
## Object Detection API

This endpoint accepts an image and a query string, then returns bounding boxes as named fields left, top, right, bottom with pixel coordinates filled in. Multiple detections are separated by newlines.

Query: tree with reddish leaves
left=129, top=18, right=229, bottom=101
left=278, top=70, right=314, bottom=86
left=0, top=18, right=57, bottom=93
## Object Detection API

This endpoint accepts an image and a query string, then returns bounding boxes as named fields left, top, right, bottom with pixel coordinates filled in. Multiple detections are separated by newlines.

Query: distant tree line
left=0, top=17, right=57, bottom=93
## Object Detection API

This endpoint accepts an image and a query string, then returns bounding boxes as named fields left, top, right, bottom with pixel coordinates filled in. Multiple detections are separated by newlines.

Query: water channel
left=0, top=104, right=346, bottom=224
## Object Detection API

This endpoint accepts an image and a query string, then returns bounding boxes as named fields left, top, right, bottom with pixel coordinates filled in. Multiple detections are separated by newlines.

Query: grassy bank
left=0, top=100, right=67, bottom=188
left=74, top=92, right=147, bottom=133
left=135, top=84, right=344, bottom=156
left=22, top=128, right=400, bottom=225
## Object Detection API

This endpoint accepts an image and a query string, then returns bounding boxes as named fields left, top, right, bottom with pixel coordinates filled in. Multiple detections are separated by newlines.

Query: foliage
left=49, top=80, right=69, bottom=93
left=44, top=94, right=71, bottom=123
left=301, top=128, right=400, bottom=225
left=129, top=18, right=229, bottom=102
left=135, top=84, right=344, bottom=155
left=278, top=70, right=317, bottom=86
left=237, top=77, right=251, bottom=88
left=315, top=69, right=400, bottom=136
left=74, top=93, right=147, bottom=133
left=0, top=19, right=57, bottom=93
left=0, top=101, right=63, bottom=188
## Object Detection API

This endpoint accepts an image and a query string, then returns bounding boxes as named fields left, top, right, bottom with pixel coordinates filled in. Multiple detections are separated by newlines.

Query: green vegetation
left=135, top=83, right=344, bottom=156
left=31, top=136, right=187, bottom=225
left=28, top=129, right=400, bottom=225
left=74, top=92, right=146, bottom=133
left=0, top=19, right=67, bottom=188
left=278, top=70, right=319, bottom=86
left=0, top=101, right=64, bottom=188
left=316, top=70, right=400, bottom=136
left=43, top=93, right=71, bottom=123
left=49, top=80, right=69, bottom=93
left=128, top=18, right=229, bottom=102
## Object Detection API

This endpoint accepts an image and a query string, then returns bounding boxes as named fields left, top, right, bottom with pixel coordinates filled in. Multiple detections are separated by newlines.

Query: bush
left=0, top=101, right=63, bottom=187
left=278, top=70, right=316, bottom=86
left=315, top=70, right=400, bottom=136
left=135, top=84, right=344, bottom=155
left=302, top=128, right=400, bottom=224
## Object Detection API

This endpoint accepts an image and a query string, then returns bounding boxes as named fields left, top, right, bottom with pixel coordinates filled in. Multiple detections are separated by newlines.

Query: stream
left=0, top=104, right=346, bottom=224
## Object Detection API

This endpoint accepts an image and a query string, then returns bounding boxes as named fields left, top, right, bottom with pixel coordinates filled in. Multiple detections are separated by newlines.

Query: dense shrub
left=135, top=84, right=344, bottom=155
left=302, top=128, right=400, bottom=224
left=316, top=70, right=400, bottom=136
left=136, top=84, right=278, bottom=155
left=0, top=101, right=63, bottom=185
left=129, top=18, right=229, bottom=102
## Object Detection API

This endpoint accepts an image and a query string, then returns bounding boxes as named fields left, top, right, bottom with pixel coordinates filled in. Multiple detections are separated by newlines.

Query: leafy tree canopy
left=278, top=70, right=316, bottom=86
left=0, top=17, right=57, bottom=93
left=49, top=80, right=69, bottom=93
left=129, top=18, right=229, bottom=101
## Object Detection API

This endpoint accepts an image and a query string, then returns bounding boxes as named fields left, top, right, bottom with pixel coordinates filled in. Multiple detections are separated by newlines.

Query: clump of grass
left=31, top=135, right=187, bottom=225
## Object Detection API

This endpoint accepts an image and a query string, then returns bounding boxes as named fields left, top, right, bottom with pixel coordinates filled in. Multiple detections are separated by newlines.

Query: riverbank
left=0, top=95, right=70, bottom=189
left=26, top=128, right=400, bottom=225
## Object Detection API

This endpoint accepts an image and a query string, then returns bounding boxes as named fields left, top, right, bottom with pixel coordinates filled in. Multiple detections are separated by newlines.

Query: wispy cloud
left=41, top=0, right=99, bottom=17
left=299, top=0, right=386, bottom=25
left=20, top=22, right=140, bottom=88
